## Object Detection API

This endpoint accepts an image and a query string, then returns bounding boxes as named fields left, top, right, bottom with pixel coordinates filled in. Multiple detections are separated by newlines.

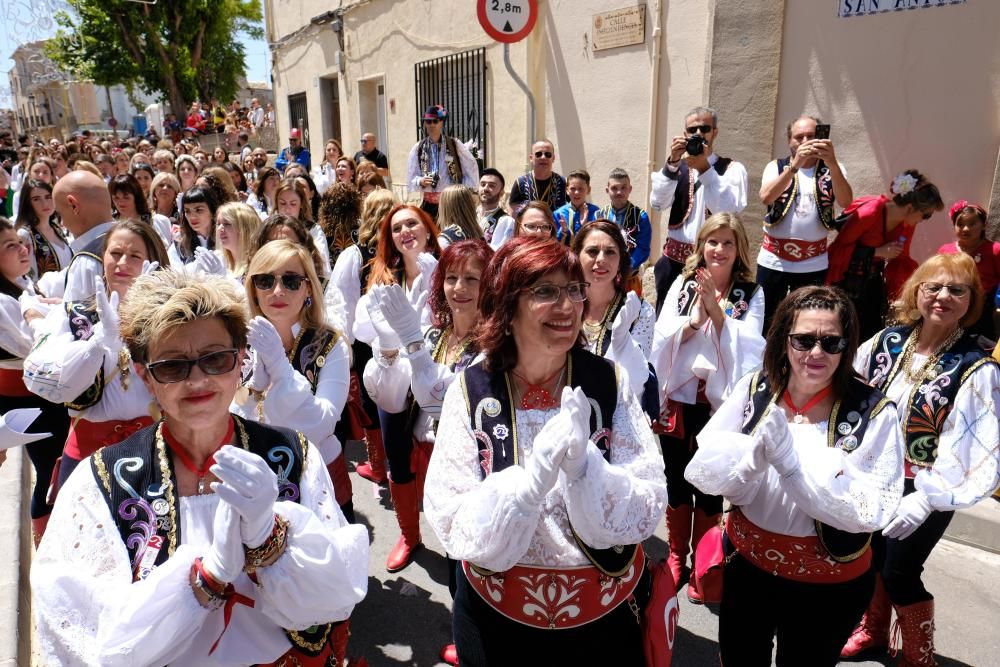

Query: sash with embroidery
left=866, top=326, right=996, bottom=471
left=675, top=279, right=758, bottom=322
left=91, top=415, right=337, bottom=657
left=63, top=300, right=106, bottom=410
left=740, top=371, right=892, bottom=562
left=764, top=158, right=835, bottom=230
left=289, top=327, right=340, bottom=391
left=459, top=348, right=637, bottom=576
left=480, top=208, right=505, bottom=243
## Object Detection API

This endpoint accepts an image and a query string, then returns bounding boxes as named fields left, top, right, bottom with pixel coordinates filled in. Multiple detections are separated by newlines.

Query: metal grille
left=287, top=92, right=309, bottom=138
left=414, top=47, right=487, bottom=166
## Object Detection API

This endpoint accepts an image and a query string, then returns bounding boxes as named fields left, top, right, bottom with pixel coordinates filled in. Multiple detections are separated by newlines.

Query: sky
left=0, top=0, right=271, bottom=109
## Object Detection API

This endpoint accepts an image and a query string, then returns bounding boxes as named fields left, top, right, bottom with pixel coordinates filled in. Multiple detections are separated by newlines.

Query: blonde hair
left=72, top=160, right=103, bottom=178
left=245, top=240, right=331, bottom=334
left=149, top=172, right=181, bottom=211
left=358, top=188, right=397, bottom=247
left=437, top=185, right=483, bottom=240
left=682, top=212, right=754, bottom=283
left=119, top=270, right=248, bottom=364
left=890, top=253, right=983, bottom=328
left=216, top=202, right=261, bottom=276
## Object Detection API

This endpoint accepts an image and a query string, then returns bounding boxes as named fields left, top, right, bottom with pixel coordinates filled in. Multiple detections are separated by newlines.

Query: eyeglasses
left=919, top=282, right=970, bottom=298
left=522, top=281, right=589, bottom=304
left=521, top=223, right=554, bottom=234
left=146, top=348, right=239, bottom=384
left=251, top=272, right=310, bottom=291
left=533, top=151, right=553, bottom=159
left=787, top=333, right=848, bottom=355
left=685, top=124, right=714, bottom=135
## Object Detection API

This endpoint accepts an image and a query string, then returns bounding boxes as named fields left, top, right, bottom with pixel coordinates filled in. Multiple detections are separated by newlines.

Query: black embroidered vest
left=64, top=230, right=107, bottom=290
left=764, top=158, right=836, bottom=230
left=666, top=161, right=694, bottom=230
left=64, top=300, right=105, bottom=410
left=675, top=279, right=759, bottom=322
left=459, top=348, right=638, bottom=576
left=29, top=222, right=67, bottom=278
left=91, top=416, right=337, bottom=657
left=598, top=202, right=645, bottom=265
left=440, top=225, right=469, bottom=245
left=481, top=208, right=506, bottom=243
left=289, top=327, right=340, bottom=391
left=866, top=326, right=996, bottom=471
left=740, top=371, right=892, bottom=562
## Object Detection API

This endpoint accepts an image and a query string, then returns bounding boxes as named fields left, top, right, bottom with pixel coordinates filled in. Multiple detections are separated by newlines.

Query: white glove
left=883, top=491, right=933, bottom=540
left=248, top=347, right=271, bottom=391
left=733, top=436, right=768, bottom=483
left=760, top=407, right=798, bottom=477
left=378, top=283, right=424, bottom=346
left=93, top=276, right=121, bottom=351
left=202, top=500, right=245, bottom=583
left=366, top=288, right=402, bottom=350
left=609, top=292, right=642, bottom=357
left=210, top=445, right=279, bottom=548
left=141, top=260, right=160, bottom=275
left=194, top=247, right=226, bottom=276
left=406, top=275, right=430, bottom=321
left=516, top=388, right=575, bottom=507
left=247, top=316, right=292, bottom=377
left=0, top=408, right=52, bottom=451
left=559, top=387, right=593, bottom=482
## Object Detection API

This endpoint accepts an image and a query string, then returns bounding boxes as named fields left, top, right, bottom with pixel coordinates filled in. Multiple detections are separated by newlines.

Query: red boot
left=356, top=428, right=388, bottom=484
left=411, top=440, right=433, bottom=502
left=326, top=454, right=354, bottom=509
left=892, top=599, right=938, bottom=666
left=687, top=509, right=720, bottom=604
left=439, top=643, right=458, bottom=665
left=665, top=505, right=693, bottom=590
left=31, top=515, right=50, bottom=549
left=841, top=574, right=891, bottom=657
left=386, top=480, right=422, bottom=572
left=331, top=619, right=351, bottom=666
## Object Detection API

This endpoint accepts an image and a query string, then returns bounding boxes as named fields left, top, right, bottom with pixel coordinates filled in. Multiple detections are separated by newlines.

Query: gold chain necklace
left=898, top=325, right=963, bottom=383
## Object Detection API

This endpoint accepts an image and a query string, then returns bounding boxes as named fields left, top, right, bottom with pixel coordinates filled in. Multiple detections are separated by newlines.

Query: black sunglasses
left=533, top=151, right=553, bottom=159
left=146, top=349, right=239, bottom=384
left=251, top=273, right=310, bottom=291
left=685, top=124, right=714, bottom=135
left=423, top=118, right=441, bottom=125
left=788, top=333, right=848, bottom=355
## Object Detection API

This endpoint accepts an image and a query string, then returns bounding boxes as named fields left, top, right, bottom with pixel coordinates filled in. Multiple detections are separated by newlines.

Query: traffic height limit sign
left=477, top=0, right=538, bottom=43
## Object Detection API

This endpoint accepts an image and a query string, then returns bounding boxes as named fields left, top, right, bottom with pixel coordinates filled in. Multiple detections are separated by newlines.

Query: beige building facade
left=267, top=0, right=999, bottom=258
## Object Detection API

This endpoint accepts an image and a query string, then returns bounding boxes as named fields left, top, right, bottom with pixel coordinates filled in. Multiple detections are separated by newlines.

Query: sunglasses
left=533, top=151, right=553, bottom=159
left=423, top=118, right=441, bottom=125
left=251, top=272, right=310, bottom=291
left=685, top=124, right=714, bottom=135
left=787, top=333, right=848, bottom=355
left=919, top=282, right=969, bottom=298
left=146, top=348, right=239, bottom=384
left=522, top=281, right=589, bottom=304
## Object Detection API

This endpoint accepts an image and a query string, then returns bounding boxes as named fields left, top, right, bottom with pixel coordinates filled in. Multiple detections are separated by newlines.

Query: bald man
left=353, top=132, right=389, bottom=178
left=53, top=171, right=116, bottom=301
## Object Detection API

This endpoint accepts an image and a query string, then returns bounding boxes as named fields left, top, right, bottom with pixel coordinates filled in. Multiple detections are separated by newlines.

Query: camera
left=685, top=135, right=705, bottom=156
left=427, top=171, right=440, bottom=188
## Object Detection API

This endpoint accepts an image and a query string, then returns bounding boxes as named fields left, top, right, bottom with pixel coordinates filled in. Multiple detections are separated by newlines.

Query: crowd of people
left=0, top=100, right=998, bottom=667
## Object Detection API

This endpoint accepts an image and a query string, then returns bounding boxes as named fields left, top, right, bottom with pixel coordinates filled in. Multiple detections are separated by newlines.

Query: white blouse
left=854, top=335, right=1000, bottom=511
left=650, top=275, right=765, bottom=411
left=685, top=373, right=905, bottom=537
left=424, top=369, right=667, bottom=572
left=0, top=291, right=35, bottom=369
left=329, top=245, right=363, bottom=344
left=32, top=442, right=369, bottom=667
left=583, top=299, right=655, bottom=399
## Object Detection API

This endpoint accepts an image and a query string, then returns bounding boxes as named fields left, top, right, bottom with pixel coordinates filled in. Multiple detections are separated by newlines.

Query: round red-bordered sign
left=477, top=0, right=538, bottom=44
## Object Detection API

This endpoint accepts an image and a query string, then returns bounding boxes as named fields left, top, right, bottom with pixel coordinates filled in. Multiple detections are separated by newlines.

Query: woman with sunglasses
left=840, top=253, right=999, bottom=666
left=406, top=105, right=479, bottom=219
left=31, top=269, right=368, bottom=667
left=648, top=212, right=765, bottom=598
left=826, top=169, right=944, bottom=339
left=14, top=178, right=71, bottom=282
left=685, top=286, right=904, bottom=666
left=424, top=237, right=668, bottom=665
left=23, top=220, right=170, bottom=493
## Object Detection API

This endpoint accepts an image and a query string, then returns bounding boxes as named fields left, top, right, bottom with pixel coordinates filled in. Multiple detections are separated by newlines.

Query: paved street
left=343, top=440, right=1000, bottom=667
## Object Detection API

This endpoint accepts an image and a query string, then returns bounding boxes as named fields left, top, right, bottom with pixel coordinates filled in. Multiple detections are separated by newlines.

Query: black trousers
left=351, top=339, right=380, bottom=426
left=2, top=394, right=69, bottom=518
left=653, top=255, right=685, bottom=315
left=839, top=272, right=888, bottom=341
left=719, top=547, right=874, bottom=666
left=452, top=561, right=649, bottom=667
left=378, top=407, right=415, bottom=484
left=660, top=402, right=722, bottom=513
left=420, top=199, right=439, bottom=221
left=872, top=480, right=953, bottom=607
left=754, top=265, right=828, bottom=335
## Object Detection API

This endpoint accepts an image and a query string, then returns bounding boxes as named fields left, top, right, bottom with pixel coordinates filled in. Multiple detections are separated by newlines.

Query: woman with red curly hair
left=423, top=236, right=668, bottom=665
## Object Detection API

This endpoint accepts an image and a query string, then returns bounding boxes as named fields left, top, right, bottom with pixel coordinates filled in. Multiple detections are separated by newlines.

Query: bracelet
left=243, top=514, right=289, bottom=573
left=192, top=557, right=231, bottom=610
left=688, top=319, right=702, bottom=331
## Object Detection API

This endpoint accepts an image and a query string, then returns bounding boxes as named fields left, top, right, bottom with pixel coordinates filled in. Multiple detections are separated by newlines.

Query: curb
left=943, top=497, right=1000, bottom=555
left=0, top=446, right=32, bottom=666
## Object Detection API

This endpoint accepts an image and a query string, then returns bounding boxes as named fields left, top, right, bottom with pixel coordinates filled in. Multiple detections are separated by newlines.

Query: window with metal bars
left=414, top=47, right=488, bottom=166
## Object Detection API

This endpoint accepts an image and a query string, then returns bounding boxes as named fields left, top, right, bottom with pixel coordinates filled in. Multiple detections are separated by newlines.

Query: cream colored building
left=267, top=0, right=1000, bottom=258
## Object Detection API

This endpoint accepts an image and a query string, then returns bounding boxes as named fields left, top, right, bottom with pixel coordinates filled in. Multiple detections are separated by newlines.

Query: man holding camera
left=508, top=139, right=568, bottom=217
left=756, top=115, right=853, bottom=329
left=650, top=106, right=749, bottom=313
left=406, top=104, right=479, bottom=219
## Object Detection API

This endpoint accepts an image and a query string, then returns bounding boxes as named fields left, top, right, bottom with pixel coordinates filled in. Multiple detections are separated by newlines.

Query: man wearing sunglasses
left=508, top=139, right=568, bottom=217
left=353, top=132, right=389, bottom=178
left=650, top=106, right=748, bottom=314
left=275, top=127, right=312, bottom=174
left=406, top=104, right=479, bottom=219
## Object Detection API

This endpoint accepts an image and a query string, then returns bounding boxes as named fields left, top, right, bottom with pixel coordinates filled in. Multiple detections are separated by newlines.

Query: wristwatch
left=406, top=340, right=425, bottom=355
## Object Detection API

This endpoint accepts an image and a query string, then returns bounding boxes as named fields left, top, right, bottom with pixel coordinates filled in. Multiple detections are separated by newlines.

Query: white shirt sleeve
left=64, top=256, right=102, bottom=302
left=22, top=306, right=112, bottom=404
left=699, top=160, right=749, bottom=214
left=0, top=293, right=33, bottom=359
left=406, top=144, right=423, bottom=192
left=330, top=247, right=362, bottom=343
left=649, top=168, right=679, bottom=212
left=362, top=355, right=412, bottom=414
left=455, top=140, right=480, bottom=189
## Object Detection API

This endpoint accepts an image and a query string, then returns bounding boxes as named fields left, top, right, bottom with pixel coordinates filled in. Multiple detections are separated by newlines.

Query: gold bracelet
left=243, top=514, right=289, bottom=573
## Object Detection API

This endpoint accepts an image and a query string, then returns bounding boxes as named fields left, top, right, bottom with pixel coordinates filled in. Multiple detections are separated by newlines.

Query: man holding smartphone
left=756, top=115, right=853, bottom=329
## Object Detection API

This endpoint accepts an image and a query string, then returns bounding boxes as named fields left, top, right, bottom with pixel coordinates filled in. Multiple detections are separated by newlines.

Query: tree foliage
left=46, top=0, right=264, bottom=117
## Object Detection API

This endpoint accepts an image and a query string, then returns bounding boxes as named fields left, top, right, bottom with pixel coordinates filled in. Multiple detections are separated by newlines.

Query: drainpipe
left=645, top=0, right=664, bottom=214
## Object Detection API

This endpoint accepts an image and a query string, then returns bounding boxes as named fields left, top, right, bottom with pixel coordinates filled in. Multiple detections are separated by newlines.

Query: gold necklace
left=899, top=325, right=963, bottom=383
left=444, top=328, right=472, bottom=366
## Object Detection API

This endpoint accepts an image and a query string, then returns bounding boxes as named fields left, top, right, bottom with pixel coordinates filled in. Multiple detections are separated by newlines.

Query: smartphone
left=814, top=124, right=831, bottom=140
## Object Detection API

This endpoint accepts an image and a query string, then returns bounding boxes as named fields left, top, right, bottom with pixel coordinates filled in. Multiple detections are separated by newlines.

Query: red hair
left=429, top=239, right=494, bottom=329
left=475, top=237, right=586, bottom=371
left=366, top=203, right=440, bottom=289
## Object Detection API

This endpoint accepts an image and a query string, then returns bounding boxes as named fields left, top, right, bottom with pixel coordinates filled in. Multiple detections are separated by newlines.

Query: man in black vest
left=52, top=171, right=116, bottom=301
left=650, top=106, right=748, bottom=314
left=756, top=115, right=853, bottom=329
left=508, top=139, right=568, bottom=217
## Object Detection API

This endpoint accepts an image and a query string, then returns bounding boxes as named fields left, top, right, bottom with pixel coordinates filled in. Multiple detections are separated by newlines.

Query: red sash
left=761, top=234, right=828, bottom=262
left=662, top=238, right=694, bottom=264
left=422, top=191, right=441, bottom=205
left=0, top=368, right=32, bottom=397
left=64, top=416, right=154, bottom=460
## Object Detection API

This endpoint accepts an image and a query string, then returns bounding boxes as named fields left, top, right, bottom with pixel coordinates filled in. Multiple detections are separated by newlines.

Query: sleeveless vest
left=675, top=279, right=759, bottom=322
left=481, top=208, right=505, bottom=243
left=598, top=202, right=645, bottom=263
left=29, top=222, right=67, bottom=278
left=866, top=326, right=997, bottom=470
left=91, top=416, right=338, bottom=657
left=764, top=158, right=836, bottom=230
left=64, top=231, right=107, bottom=290
left=459, top=348, right=638, bottom=575
left=289, top=327, right=340, bottom=391
left=64, top=300, right=105, bottom=411
left=740, top=371, right=892, bottom=562
left=440, top=225, right=469, bottom=245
